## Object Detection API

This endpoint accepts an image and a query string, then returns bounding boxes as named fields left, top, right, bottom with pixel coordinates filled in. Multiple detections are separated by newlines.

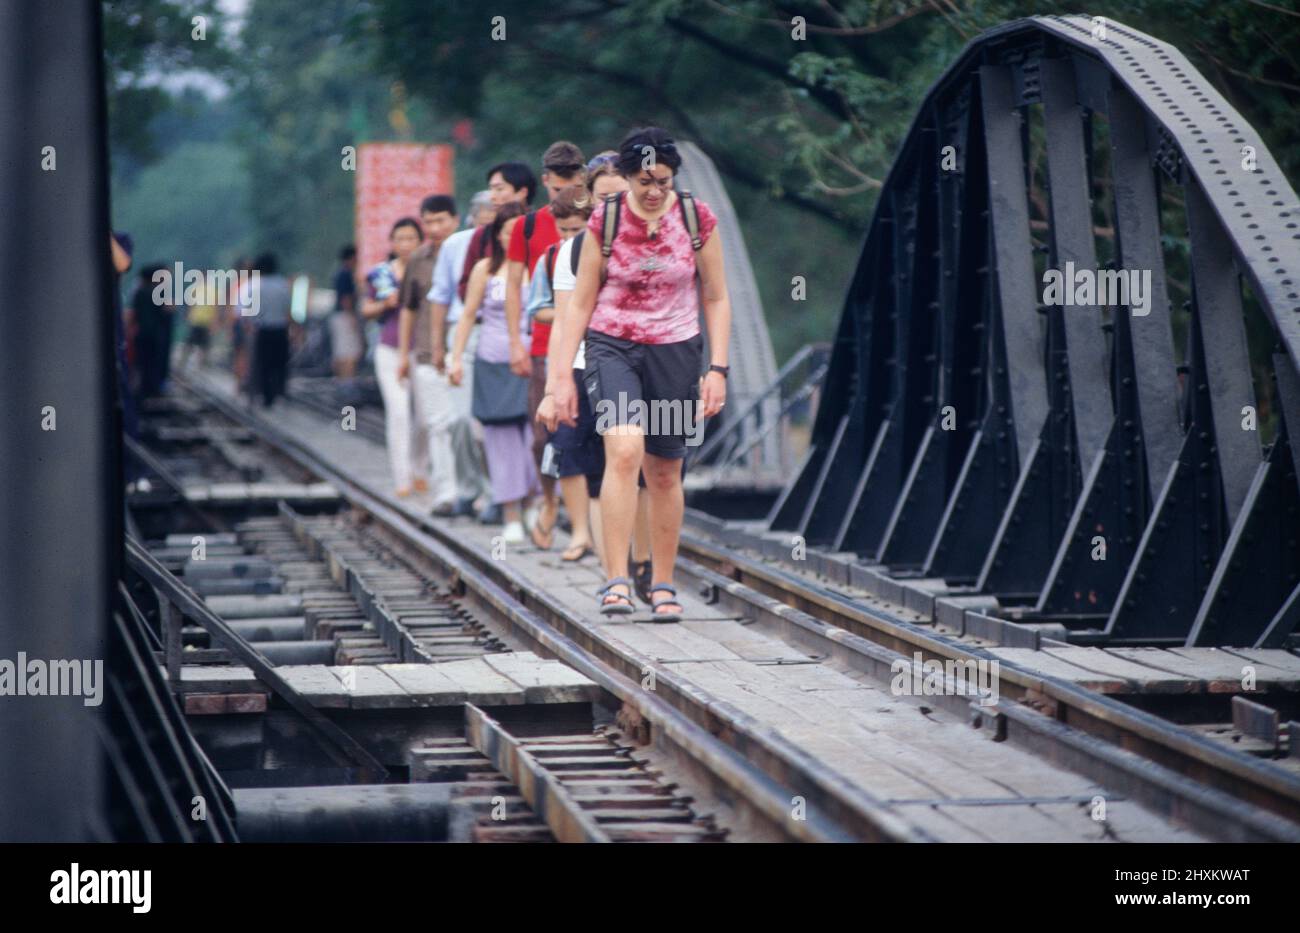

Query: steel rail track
left=183, top=374, right=1300, bottom=841
left=177, top=374, right=926, bottom=842
left=674, top=514, right=1300, bottom=839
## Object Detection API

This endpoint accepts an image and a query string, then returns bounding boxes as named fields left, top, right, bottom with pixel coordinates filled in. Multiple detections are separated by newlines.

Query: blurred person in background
left=130, top=262, right=174, bottom=400
left=505, top=140, right=587, bottom=548
left=110, top=231, right=140, bottom=486
left=363, top=218, right=423, bottom=496
left=429, top=189, right=495, bottom=520
left=531, top=183, right=603, bottom=562
left=227, top=255, right=255, bottom=396
left=246, top=252, right=293, bottom=408
left=181, top=284, right=217, bottom=370
left=448, top=202, right=538, bottom=543
left=398, top=194, right=459, bottom=506
left=457, top=161, right=536, bottom=308
left=330, top=245, right=362, bottom=380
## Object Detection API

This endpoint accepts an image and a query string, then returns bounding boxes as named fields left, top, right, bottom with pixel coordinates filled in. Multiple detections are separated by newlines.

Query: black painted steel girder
left=767, top=15, right=1300, bottom=648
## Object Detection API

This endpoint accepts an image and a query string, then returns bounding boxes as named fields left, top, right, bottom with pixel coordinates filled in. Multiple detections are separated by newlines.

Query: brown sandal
left=529, top=512, right=556, bottom=549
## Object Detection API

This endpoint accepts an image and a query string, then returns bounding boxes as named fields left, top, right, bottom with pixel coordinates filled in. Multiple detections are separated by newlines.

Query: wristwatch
left=708, top=364, right=729, bottom=378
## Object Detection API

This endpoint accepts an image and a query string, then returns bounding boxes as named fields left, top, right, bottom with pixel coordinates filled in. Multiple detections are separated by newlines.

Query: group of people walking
left=365, top=127, right=732, bottom=620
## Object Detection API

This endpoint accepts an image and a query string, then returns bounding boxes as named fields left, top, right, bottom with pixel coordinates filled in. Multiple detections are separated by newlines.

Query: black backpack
left=522, top=209, right=547, bottom=270
left=598, top=190, right=703, bottom=259
left=564, top=190, right=704, bottom=283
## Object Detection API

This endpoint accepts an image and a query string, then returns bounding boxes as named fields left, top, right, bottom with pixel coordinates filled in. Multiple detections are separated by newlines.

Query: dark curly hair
left=615, top=127, right=682, bottom=177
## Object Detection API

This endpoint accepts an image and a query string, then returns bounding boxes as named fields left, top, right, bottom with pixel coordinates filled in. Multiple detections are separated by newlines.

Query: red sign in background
left=355, top=143, right=454, bottom=275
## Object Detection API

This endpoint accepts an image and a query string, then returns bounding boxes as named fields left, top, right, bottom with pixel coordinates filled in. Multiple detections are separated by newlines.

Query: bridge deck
left=190, top=372, right=1214, bottom=842
left=706, top=521, right=1300, bottom=699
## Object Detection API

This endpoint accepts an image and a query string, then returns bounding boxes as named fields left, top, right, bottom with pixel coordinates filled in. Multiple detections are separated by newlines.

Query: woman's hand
left=550, top=377, right=578, bottom=430
left=536, top=393, right=558, bottom=432
left=448, top=358, right=464, bottom=387
left=699, top=370, right=727, bottom=420
left=396, top=352, right=410, bottom=382
left=509, top=340, right=530, bottom=378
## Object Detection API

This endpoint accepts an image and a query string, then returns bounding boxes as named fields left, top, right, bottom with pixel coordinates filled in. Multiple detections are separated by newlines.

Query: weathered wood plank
left=435, top=658, right=526, bottom=705
left=988, top=648, right=1130, bottom=692
left=377, top=663, right=470, bottom=706
left=482, top=652, right=597, bottom=704
left=1043, top=647, right=1202, bottom=693
left=274, top=664, right=352, bottom=708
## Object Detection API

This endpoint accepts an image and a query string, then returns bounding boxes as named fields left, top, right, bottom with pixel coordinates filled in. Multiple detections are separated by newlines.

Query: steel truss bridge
left=766, top=14, right=1300, bottom=650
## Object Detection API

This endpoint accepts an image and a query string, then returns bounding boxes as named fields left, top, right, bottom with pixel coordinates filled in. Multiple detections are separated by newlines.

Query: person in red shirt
left=504, top=141, right=587, bottom=548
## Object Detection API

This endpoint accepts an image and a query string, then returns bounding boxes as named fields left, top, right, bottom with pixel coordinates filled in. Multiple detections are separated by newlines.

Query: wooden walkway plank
left=1105, top=647, right=1246, bottom=691
left=629, top=622, right=747, bottom=663
left=1217, top=648, right=1300, bottom=686
left=680, top=618, right=814, bottom=662
left=1043, top=647, right=1202, bottom=693
left=1165, top=648, right=1289, bottom=691
left=988, top=648, right=1131, bottom=692
left=482, top=652, right=598, bottom=704
left=273, top=664, right=352, bottom=708
left=377, top=663, right=469, bottom=706
left=435, top=658, right=527, bottom=705
left=325, top=664, right=413, bottom=709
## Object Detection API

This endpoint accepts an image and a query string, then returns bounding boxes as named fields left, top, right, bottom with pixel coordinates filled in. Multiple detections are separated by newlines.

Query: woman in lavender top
left=448, top=202, right=539, bottom=544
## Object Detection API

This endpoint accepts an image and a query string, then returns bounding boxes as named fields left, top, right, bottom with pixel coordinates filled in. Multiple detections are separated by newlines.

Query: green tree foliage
left=363, top=0, right=1300, bottom=359
left=105, top=1, right=1300, bottom=361
left=115, top=139, right=252, bottom=269
left=232, top=0, right=449, bottom=279
left=103, top=0, right=229, bottom=167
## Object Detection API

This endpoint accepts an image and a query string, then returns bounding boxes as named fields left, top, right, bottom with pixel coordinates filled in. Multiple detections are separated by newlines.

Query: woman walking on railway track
left=543, top=128, right=731, bottom=621
left=448, top=202, right=540, bottom=545
left=364, top=217, right=424, bottom=497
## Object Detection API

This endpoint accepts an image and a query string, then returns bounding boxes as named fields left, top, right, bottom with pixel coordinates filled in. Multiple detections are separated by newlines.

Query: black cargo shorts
left=582, top=330, right=703, bottom=460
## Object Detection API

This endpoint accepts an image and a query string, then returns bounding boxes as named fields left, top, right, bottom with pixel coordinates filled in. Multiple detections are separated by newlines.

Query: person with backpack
left=578, top=153, right=655, bottom=600
left=544, top=128, right=731, bottom=621
left=526, top=184, right=602, bottom=560
left=504, top=141, right=587, bottom=548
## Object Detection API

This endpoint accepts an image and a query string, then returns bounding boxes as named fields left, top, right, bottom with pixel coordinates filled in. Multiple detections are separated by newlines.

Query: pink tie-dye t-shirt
left=587, top=193, right=717, bottom=345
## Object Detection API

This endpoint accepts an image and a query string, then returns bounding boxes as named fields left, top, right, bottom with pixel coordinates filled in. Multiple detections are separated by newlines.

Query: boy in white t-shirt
left=533, top=185, right=602, bottom=561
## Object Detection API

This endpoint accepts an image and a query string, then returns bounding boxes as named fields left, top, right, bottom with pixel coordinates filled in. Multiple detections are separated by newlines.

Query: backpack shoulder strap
left=520, top=210, right=539, bottom=267
left=600, top=192, right=623, bottom=257
left=570, top=231, right=585, bottom=277
left=545, top=243, right=559, bottom=284
left=677, top=190, right=703, bottom=251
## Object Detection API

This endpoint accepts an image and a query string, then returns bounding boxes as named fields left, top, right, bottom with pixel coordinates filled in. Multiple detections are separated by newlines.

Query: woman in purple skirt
left=448, top=202, right=539, bottom=544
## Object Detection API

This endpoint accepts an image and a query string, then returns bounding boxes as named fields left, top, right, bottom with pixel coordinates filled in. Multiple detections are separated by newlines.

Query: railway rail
left=127, top=425, right=738, bottom=842
left=131, top=370, right=1300, bottom=843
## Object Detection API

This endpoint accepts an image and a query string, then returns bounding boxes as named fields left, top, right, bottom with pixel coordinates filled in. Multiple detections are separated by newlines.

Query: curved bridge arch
left=766, top=14, right=1300, bottom=648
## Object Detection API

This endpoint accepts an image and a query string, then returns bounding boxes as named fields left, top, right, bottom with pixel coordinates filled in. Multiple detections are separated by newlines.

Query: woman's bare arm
left=450, top=260, right=488, bottom=362
left=696, top=229, right=731, bottom=368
